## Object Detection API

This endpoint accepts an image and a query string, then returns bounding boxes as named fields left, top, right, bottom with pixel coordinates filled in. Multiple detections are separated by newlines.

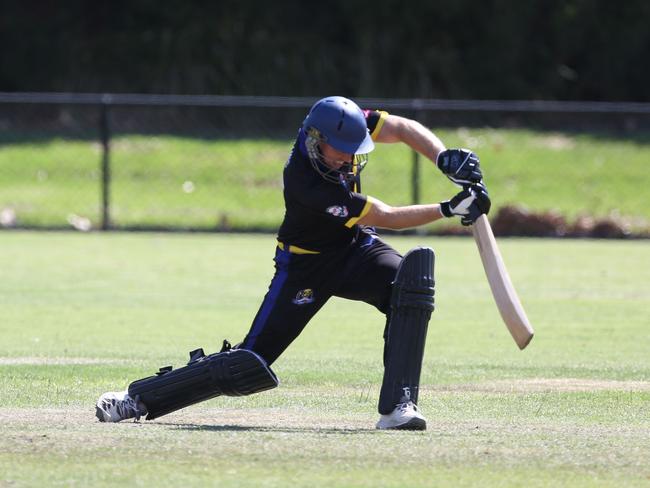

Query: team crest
left=326, top=205, right=349, bottom=218
left=292, top=288, right=315, bottom=305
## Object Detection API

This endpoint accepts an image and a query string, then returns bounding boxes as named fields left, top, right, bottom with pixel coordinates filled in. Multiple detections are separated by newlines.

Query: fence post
left=410, top=109, right=423, bottom=205
left=100, top=96, right=112, bottom=230
left=411, top=148, right=420, bottom=205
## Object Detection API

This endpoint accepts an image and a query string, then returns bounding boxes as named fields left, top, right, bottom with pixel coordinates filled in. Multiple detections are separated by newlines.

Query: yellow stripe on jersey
left=277, top=241, right=320, bottom=255
left=344, top=197, right=373, bottom=228
left=370, top=111, right=389, bottom=140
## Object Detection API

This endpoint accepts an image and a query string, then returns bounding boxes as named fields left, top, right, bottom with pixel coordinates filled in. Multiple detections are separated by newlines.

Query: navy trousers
left=241, top=233, right=402, bottom=365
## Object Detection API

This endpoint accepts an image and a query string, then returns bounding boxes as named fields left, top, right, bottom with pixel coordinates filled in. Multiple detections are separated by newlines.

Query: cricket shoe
left=95, top=390, right=147, bottom=422
left=376, top=401, right=427, bottom=430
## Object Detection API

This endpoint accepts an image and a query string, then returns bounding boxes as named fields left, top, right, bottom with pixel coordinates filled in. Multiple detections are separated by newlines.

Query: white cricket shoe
left=95, top=390, right=147, bottom=422
left=376, top=401, right=427, bottom=430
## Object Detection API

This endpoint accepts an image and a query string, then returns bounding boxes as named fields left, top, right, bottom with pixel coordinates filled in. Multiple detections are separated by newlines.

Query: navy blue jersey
left=277, top=110, right=387, bottom=253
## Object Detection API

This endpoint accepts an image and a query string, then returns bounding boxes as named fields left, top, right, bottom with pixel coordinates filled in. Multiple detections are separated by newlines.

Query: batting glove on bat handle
left=440, top=185, right=491, bottom=226
left=461, top=184, right=491, bottom=226
left=440, top=188, right=475, bottom=218
left=436, top=148, right=483, bottom=186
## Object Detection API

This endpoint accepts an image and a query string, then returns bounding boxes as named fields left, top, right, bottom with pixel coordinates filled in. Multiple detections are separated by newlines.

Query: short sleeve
left=363, top=110, right=389, bottom=140
left=287, top=183, right=373, bottom=229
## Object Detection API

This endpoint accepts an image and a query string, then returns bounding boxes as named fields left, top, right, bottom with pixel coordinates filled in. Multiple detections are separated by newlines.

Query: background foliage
left=2, top=0, right=649, bottom=101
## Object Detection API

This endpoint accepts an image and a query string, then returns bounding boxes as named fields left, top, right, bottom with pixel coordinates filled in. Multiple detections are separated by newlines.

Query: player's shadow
left=154, top=422, right=378, bottom=434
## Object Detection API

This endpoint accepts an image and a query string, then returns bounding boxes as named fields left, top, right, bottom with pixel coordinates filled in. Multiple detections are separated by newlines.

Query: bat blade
left=472, top=214, right=534, bottom=349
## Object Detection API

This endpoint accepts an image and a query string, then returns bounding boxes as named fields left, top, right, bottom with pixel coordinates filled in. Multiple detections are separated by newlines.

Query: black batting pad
left=378, top=247, right=435, bottom=414
left=128, top=347, right=278, bottom=420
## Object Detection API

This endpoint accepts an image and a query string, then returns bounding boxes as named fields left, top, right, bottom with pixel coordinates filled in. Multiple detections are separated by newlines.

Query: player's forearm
left=400, top=119, right=446, bottom=164
left=375, top=115, right=446, bottom=163
left=358, top=197, right=445, bottom=230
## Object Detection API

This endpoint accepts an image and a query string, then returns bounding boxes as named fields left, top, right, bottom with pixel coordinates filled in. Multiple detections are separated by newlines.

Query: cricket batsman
left=96, top=96, right=490, bottom=430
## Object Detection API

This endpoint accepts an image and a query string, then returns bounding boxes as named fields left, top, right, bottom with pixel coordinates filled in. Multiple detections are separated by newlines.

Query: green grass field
left=1, top=128, right=649, bottom=231
left=1, top=231, right=649, bottom=487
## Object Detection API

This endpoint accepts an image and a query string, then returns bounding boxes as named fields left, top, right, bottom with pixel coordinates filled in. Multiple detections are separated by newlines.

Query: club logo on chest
left=326, top=205, right=349, bottom=218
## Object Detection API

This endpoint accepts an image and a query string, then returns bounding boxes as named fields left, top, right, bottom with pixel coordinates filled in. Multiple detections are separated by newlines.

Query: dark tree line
left=1, top=0, right=649, bottom=101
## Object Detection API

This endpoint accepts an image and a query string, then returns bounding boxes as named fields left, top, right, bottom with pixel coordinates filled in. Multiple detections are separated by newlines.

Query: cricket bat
left=472, top=214, right=534, bottom=349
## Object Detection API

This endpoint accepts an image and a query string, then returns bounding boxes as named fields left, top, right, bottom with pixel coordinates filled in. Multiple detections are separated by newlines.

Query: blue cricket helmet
left=302, top=96, right=375, bottom=155
left=302, top=96, right=374, bottom=185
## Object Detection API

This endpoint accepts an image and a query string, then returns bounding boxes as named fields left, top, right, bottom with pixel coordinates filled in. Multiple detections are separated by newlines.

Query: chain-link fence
left=1, top=93, right=649, bottom=234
